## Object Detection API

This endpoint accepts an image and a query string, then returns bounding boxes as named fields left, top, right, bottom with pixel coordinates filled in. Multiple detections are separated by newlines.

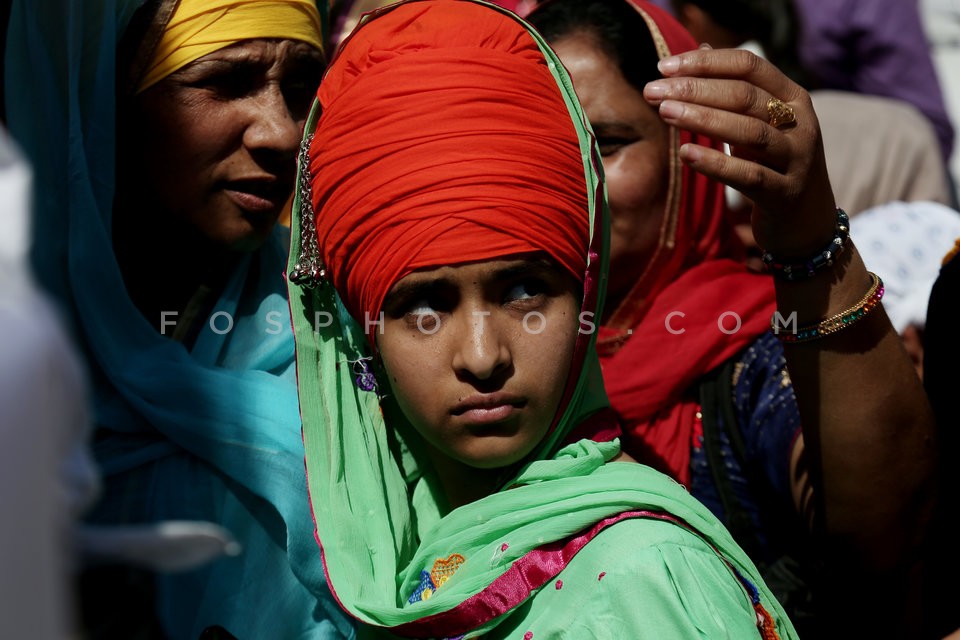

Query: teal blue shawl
left=4, top=1, right=350, bottom=637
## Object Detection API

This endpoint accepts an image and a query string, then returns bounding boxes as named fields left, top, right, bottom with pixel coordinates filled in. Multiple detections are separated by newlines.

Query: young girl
left=286, top=1, right=811, bottom=637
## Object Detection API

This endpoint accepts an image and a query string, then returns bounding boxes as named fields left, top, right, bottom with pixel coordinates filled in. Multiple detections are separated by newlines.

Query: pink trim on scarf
left=391, top=510, right=688, bottom=637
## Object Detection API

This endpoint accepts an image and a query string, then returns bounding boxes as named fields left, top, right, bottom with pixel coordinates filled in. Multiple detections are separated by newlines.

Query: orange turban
left=308, top=0, right=589, bottom=325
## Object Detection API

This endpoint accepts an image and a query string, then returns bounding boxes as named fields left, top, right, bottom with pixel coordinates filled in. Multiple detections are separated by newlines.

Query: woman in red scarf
left=529, top=0, right=937, bottom=635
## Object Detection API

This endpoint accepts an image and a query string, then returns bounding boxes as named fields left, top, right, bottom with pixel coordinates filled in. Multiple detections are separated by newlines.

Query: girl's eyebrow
left=383, top=260, right=561, bottom=305
left=492, top=259, right=561, bottom=280
left=383, top=278, right=451, bottom=307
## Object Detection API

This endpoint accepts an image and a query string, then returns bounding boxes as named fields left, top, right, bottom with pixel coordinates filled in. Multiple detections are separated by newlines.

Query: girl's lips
left=451, top=393, right=526, bottom=425
left=457, top=404, right=518, bottom=426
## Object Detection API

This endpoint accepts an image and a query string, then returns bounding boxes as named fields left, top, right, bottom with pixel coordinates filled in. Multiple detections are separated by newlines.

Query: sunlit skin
left=551, top=33, right=671, bottom=315
left=121, top=39, right=323, bottom=252
left=113, top=38, right=323, bottom=327
left=377, top=257, right=581, bottom=507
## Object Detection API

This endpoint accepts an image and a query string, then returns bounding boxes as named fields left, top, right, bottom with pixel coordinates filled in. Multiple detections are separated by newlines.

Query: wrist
left=772, top=271, right=884, bottom=343
left=761, top=208, right=849, bottom=281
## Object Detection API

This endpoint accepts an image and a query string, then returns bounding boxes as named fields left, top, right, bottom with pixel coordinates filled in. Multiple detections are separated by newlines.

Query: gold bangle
left=772, top=272, right=884, bottom=343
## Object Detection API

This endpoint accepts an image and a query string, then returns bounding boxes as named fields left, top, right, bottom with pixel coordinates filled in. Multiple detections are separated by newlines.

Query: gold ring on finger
left=767, top=97, right=797, bottom=129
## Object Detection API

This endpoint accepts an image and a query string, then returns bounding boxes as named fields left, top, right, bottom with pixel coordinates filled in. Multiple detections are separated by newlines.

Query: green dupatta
left=286, top=1, right=798, bottom=638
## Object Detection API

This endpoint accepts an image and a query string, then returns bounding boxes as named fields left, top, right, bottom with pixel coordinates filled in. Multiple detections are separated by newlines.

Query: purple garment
left=796, top=0, right=954, bottom=161
left=647, top=0, right=674, bottom=11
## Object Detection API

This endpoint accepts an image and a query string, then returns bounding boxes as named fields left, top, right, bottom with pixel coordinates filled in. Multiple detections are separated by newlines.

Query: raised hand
left=643, top=47, right=835, bottom=260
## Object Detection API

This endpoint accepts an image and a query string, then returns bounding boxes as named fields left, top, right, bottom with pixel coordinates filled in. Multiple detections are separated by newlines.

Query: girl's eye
left=383, top=282, right=456, bottom=325
left=405, top=300, right=436, bottom=317
left=403, top=300, right=442, bottom=332
left=505, top=280, right=545, bottom=303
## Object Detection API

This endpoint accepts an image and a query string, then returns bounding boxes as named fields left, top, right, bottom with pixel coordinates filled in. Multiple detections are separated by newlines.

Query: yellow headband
left=138, top=0, right=324, bottom=93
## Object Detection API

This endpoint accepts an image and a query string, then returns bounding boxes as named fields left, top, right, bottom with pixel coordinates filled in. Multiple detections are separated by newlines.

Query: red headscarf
left=590, top=1, right=776, bottom=486
left=309, top=0, right=589, bottom=329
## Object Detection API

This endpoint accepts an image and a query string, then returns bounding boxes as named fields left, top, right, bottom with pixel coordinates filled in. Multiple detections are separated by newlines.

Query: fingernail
left=658, top=56, right=680, bottom=74
left=679, top=143, right=703, bottom=163
left=699, top=42, right=713, bottom=50
left=645, top=80, right=668, bottom=100
left=659, top=100, right=684, bottom=120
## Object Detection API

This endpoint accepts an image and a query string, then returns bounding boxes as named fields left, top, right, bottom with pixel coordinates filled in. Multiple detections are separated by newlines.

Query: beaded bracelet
left=772, top=272, right=884, bottom=343
left=762, top=208, right=850, bottom=281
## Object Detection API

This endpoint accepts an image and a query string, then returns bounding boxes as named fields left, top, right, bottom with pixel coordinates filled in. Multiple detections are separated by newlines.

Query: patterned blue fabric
left=852, top=200, right=960, bottom=332
left=4, top=1, right=353, bottom=638
left=689, top=331, right=802, bottom=564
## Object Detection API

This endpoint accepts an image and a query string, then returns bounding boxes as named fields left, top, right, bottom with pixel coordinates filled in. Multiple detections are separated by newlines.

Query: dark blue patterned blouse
left=689, top=331, right=804, bottom=567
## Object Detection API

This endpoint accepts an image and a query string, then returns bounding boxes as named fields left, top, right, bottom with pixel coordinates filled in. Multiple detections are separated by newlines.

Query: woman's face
left=126, top=39, right=323, bottom=252
left=377, top=257, right=581, bottom=470
left=551, top=33, right=670, bottom=307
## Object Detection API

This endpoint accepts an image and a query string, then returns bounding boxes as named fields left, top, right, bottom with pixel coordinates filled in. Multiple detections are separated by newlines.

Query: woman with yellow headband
left=4, top=1, right=354, bottom=638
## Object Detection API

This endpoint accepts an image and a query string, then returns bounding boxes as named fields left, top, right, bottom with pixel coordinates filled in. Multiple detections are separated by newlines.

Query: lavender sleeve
left=797, top=0, right=954, bottom=161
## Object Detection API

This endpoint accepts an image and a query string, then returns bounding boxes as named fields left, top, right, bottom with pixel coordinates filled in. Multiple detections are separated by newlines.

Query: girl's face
left=551, top=33, right=670, bottom=309
left=377, top=257, right=581, bottom=470
left=122, top=38, right=324, bottom=252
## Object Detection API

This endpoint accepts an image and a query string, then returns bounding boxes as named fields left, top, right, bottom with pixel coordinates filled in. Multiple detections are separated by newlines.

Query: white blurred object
left=922, top=0, right=960, bottom=202
left=0, top=127, right=31, bottom=282
left=922, top=0, right=960, bottom=49
left=0, top=127, right=92, bottom=640
left=852, top=200, right=960, bottom=332
left=1, top=127, right=241, bottom=640
left=76, top=522, right=241, bottom=573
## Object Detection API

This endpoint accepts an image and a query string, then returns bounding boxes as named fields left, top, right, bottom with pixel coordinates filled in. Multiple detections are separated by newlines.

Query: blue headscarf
left=4, top=1, right=352, bottom=637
